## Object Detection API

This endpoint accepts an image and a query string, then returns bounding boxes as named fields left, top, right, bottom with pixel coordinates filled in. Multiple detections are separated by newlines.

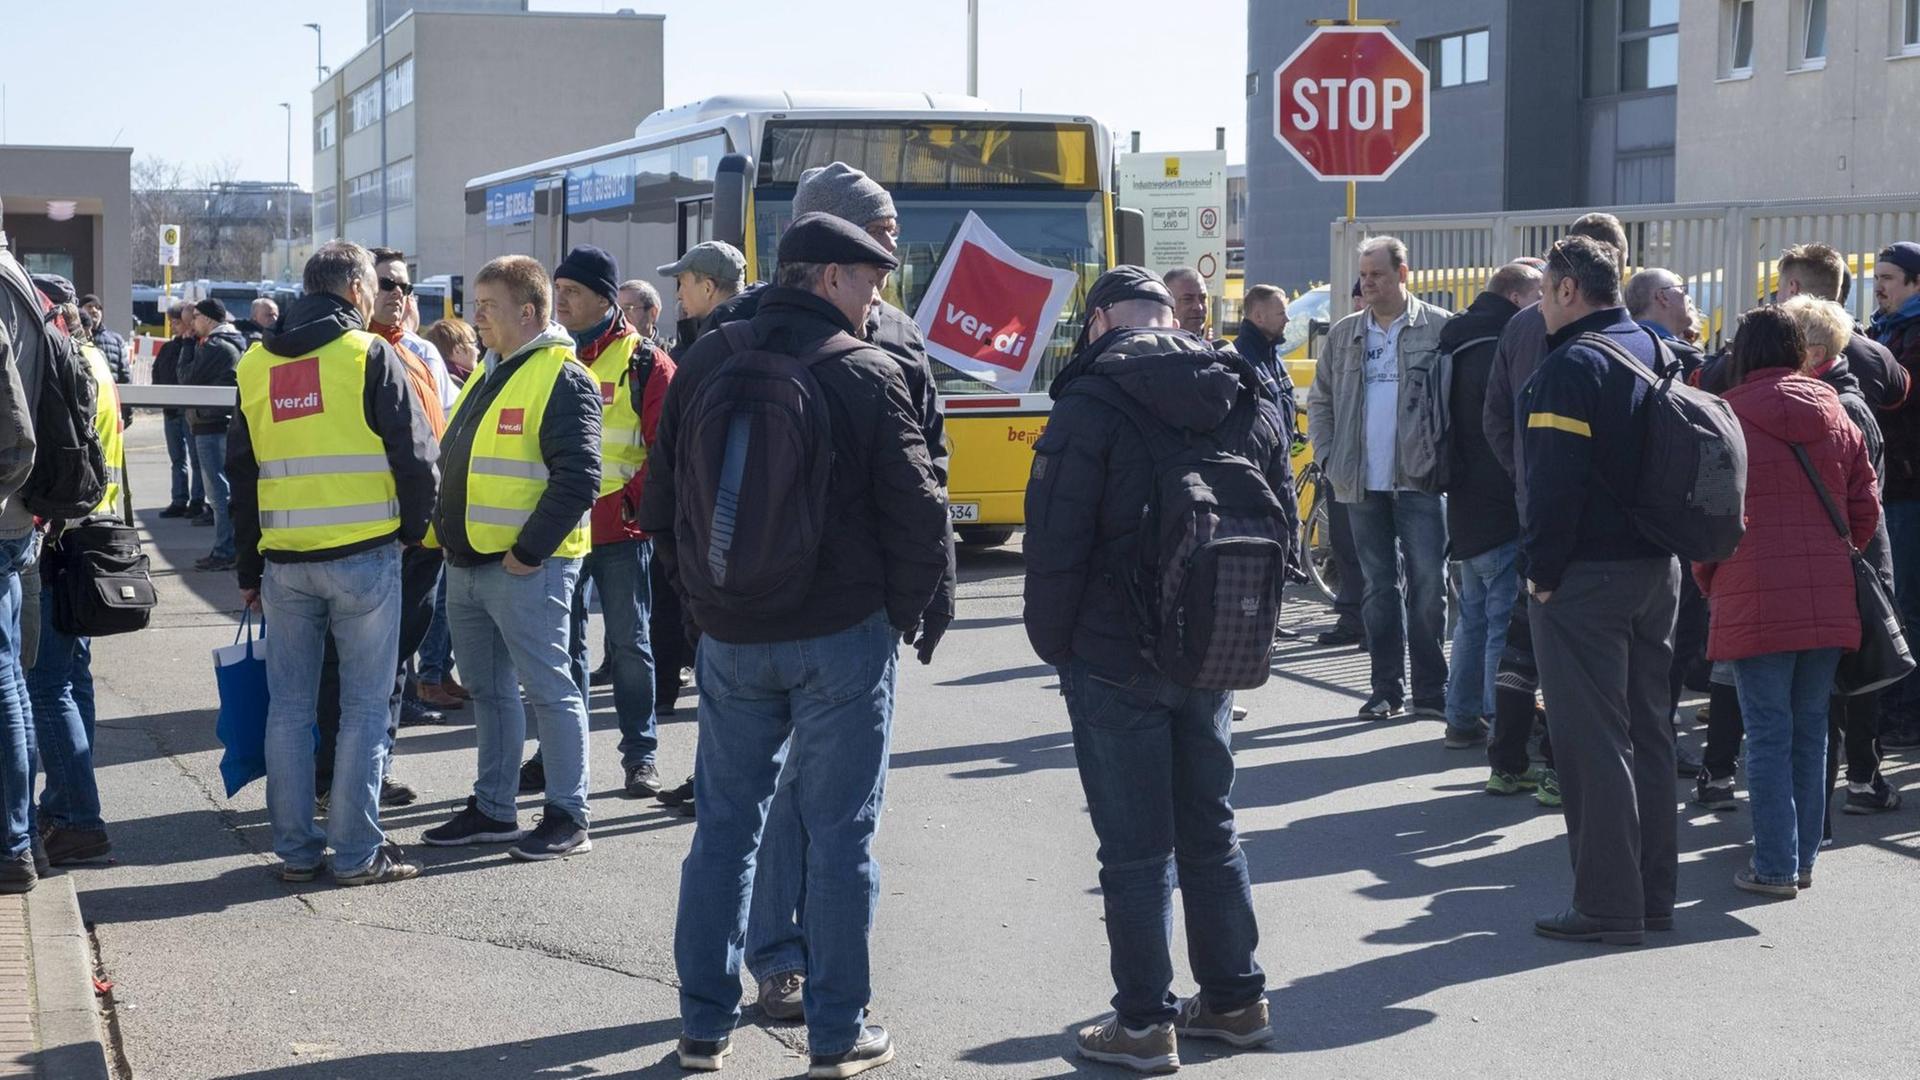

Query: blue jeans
left=1446, top=540, right=1519, bottom=732
left=1059, top=656, right=1264, bottom=1028
left=416, top=569, right=452, bottom=684
left=28, top=583, right=101, bottom=832
left=262, top=545, right=403, bottom=873
left=675, top=611, right=898, bottom=1057
left=164, top=412, right=203, bottom=507
left=447, top=556, right=589, bottom=823
left=744, top=759, right=806, bottom=981
left=1734, top=648, right=1841, bottom=885
left=1346, top=490, right=1450, bottom=705
left=1879, top=500, right=1920, bottom=721
left=567, top=539, right=657, bottom=769
left=192, top=431, right=234, bottom=559
left=0, top=536, right=35, bottom=860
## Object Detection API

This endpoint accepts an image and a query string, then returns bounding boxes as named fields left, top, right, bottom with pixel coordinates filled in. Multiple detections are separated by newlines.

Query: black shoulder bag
left=1790, top=444, right=1914, bottom=695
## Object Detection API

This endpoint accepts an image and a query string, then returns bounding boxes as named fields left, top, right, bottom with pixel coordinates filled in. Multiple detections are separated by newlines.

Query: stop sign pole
left=1277, top=3, right=1426, bottom=221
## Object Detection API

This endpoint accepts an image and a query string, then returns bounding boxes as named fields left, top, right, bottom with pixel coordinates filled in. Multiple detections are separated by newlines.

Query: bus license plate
left=949, top=502, right=981, bottom=523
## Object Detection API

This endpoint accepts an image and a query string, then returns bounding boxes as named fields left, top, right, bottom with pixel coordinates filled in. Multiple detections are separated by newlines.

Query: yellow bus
left=466, top=93, right=1140, bottom=546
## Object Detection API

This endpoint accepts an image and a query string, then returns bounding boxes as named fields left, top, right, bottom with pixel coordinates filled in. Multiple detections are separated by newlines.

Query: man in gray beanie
left=793, top=162, right=898, bottom=244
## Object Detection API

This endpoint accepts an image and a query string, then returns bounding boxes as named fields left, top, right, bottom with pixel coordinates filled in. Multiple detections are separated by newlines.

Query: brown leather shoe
left=442, top=678, right=472, bottom=701
left=416, top=682, right=465, bottom=710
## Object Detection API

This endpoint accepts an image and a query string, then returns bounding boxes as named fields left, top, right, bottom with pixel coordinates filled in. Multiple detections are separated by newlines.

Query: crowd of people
left=4, top=173, right=1920, bottom=1075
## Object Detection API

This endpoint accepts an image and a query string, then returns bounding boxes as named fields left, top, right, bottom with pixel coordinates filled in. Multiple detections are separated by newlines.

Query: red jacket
left=1694, top=369, right=1879, bottom=661
left=579, top=322, right=675, bottom=544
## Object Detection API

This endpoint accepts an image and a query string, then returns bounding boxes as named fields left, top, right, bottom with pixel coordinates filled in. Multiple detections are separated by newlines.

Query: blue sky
left=0, top=0, right=1248, bottom=188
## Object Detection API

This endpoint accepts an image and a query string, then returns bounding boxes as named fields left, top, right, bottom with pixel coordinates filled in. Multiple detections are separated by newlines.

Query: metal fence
left=1328, top=194, right=1920, bottom=347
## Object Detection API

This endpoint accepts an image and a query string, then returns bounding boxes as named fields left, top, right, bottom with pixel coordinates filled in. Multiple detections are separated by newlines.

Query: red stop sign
left=1273, top=26, right=1430, bottom=182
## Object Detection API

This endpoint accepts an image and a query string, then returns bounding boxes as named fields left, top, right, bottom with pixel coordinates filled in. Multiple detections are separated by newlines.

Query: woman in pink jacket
left=1694, top=306, right=1879, bottom=900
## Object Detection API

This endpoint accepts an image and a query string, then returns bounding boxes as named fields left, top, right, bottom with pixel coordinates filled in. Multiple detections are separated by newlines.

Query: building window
left=386, top=159, right=414, bottom=210
left=346, top=170, right=382, bottom=220
left=383, top=56, right=414, bottom=114
left=314, top=187, right=337, bottom=233
left=1903, top=0, right=1920, bottom=55
left=349, top=80, right=381, bottom=132
left=1793, top=0, right=1827, bottom=69
left=1424, top=29, right=1490, bottom=88
left=1620, top=0, right=1679, bottom=90
left=314, top=108, right=336, bottom=152
left=1721, top=0, right=1756, bottom=77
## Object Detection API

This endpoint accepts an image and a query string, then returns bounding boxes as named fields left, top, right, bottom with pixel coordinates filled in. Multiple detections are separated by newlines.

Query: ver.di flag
left=912, top=212, right=1079, bottom=393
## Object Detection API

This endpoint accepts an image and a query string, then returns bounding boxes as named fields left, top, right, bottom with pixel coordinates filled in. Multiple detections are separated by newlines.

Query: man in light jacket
left=1306, top=236, right=1452, bottom=721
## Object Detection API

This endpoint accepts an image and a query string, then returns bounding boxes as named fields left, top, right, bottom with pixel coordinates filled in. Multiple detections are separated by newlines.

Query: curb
left=25, top=877, right=109, bottom=1080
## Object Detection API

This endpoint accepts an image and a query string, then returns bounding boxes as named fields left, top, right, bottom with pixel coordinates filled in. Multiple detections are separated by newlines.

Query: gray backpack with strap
left=1580, top=329, right=1748, bottom=563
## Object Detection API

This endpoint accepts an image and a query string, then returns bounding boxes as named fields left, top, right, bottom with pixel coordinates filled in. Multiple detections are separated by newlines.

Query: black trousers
left=1668, top=575, right=1710, bottom=715
left=1489, top=595, right=1553, bottom=775
left=648, top=552, right=691, bottom=712
left=316, top=546, right=443, bottom=787
left=1327, top=498, right=1365, bottom=632
left=1533, top=557, right=1680, bottom=921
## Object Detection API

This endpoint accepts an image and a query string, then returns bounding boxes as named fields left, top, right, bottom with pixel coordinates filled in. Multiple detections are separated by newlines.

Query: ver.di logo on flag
left=912, top=212, right=1079, bottom=394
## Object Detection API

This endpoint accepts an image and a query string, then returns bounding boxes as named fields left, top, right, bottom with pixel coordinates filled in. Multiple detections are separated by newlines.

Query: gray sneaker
left=335, top=843, right=421, bottom=887
left=1173, top=995, right=1272, bottom=1049
left=1075, top=1016, right=1178, bottom=1074
left=758, top=971, right=805, bottom=1022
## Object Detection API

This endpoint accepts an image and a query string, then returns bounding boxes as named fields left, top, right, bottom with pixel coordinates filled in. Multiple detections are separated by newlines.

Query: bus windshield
left=754, top=191, right=1106, bottom=396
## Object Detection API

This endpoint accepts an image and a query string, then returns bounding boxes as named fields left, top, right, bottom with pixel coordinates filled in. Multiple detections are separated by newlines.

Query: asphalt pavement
left=72, top=426, right=1920, bottom=1079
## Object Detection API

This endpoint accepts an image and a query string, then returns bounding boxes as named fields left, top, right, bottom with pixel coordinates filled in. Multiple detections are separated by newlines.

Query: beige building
left=1676, top=0, right=1920, bottom=200
left=312, top=7, right=663, bottom=278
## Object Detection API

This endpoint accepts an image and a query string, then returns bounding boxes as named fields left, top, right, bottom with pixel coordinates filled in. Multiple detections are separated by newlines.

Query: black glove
left=902, top=611, right=951, bottom=665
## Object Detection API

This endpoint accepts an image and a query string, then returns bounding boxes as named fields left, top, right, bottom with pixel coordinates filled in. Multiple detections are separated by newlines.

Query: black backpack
left=673, top=321, right=855, bottom=617
left=1067, top=375, right=1291, bottom=691
left=0, top=271, right=106, bottom=521
left=46, top=514, right=155, bottom=637
left=1580, top=329, right=1747, bottom=563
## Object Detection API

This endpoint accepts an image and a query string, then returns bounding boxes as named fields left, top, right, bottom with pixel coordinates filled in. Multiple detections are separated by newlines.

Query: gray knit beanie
left=792, top=162, right=896, bottom=227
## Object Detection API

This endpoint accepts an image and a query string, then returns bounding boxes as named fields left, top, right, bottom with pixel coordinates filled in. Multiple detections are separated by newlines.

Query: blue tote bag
left=213, top=612, right=271, bottom=797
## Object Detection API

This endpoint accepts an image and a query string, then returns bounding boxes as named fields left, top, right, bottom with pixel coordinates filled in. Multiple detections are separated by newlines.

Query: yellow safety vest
left=81, top=344, right=124, bottom=517
left=446, top=342, right=592, bottom=559
left=582, top=333, right=648, bottom=498
left=235, top=330, right=400, bottom=552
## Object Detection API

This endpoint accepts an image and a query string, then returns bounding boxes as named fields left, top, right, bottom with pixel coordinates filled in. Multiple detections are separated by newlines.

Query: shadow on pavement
left=206, top=1020, right=685, bottom=1080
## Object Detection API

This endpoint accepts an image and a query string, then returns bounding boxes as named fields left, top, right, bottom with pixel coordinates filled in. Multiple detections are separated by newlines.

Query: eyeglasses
left=378, top=277, right=414, bottom=296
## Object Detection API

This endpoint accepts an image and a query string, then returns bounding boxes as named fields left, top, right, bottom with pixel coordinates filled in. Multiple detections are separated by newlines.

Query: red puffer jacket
left=1694, top=368, right=1879, bottom=661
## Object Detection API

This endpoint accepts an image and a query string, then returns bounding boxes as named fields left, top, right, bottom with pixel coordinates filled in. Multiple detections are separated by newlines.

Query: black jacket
left=153, top=335, right=191, bottom=420
left=637, top=286, right=947, bottom=643
left=705, top=281, right=958, bottom=620
left=1441, top=292, right=1522, bottom=559
left=183, top=323, right=246, bottom=433
left=92, top=327, right=130, bottom=384
left=1816, top=352, right=1895, bottom=588
left=1231, top=318, right=1296, bottom=416
left=1023, top=328, right=1292, bottom=674
left=227, top=293, right=439, bottom=590
left=1519, top=307, right=1670, bottom=591
left=432, top=324, right=601, bottom=568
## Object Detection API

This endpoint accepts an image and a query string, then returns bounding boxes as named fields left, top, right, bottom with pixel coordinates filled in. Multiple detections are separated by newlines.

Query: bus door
left=677, top=196, right=714, bottom=256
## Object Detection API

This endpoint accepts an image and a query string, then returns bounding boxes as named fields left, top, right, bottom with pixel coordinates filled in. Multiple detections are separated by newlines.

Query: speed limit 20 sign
left=1273, top=26, right=1430, bottom=182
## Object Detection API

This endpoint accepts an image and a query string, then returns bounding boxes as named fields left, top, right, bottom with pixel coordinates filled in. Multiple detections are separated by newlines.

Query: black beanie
left=195, top=298, right=229, bottom=323
left=1075, top=265, right=1172, bottom=351
left=554, top=244, right=620, bottom=303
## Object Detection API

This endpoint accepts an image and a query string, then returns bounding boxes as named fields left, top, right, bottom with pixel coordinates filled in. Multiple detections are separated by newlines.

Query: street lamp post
left=303, top=22, right=327, bottom=84
left=279, top=102, right=293, bottom=281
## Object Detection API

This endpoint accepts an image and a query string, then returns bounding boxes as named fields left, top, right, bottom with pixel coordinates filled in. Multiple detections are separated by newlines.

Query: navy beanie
left=554, top=244, right=620, bottom=303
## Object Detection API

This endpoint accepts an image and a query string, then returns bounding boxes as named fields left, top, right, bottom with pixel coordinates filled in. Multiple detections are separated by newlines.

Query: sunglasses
left=378, top=277, right=414, bottom=296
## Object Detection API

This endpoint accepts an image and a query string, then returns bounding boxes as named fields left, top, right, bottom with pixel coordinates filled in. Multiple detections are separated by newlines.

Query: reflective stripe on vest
left=445, top=342, right=591, bottom=559
left=584, top=333, right=648, bottom=497
left=83, top=344, right=124, bottom=517
left=236, top=329, right=401, bottom=552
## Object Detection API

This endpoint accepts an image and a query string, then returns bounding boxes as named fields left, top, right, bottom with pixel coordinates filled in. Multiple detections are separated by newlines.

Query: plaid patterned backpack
left=1067, top=376, right=1290, bottom=690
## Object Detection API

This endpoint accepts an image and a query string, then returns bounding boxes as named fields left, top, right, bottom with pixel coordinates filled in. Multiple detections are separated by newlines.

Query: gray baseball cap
left=656, top=241, right=746, bottom=286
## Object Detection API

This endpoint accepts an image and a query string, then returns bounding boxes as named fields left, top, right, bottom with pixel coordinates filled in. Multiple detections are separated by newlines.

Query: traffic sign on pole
left=158, top=224, right=182, bottom=268
left=1273, top=25, right=1430, bottom=182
